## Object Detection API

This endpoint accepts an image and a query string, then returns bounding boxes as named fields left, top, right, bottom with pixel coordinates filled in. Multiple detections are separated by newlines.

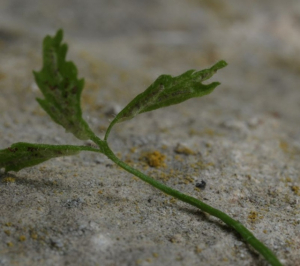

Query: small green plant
left=0, top=30, right=282, bottom=266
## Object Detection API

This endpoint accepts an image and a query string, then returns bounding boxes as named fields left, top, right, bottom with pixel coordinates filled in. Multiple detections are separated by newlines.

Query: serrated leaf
left=33, top=29, right=92, bottom=140
left=105, top=60, right=227, bottom=139
left=119, top=60, right=226, bottom=121
left=0, top=143, right=99, bottom=172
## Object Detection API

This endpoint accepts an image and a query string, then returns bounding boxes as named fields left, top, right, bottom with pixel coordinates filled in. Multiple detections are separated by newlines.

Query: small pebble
left=196, top=180, right=206, bottom=190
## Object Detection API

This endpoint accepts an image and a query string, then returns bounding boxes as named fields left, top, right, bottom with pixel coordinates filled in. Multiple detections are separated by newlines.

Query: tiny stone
left=196, top=180, right=206, bottom=190
left=104, top=104, right=121, bottom=117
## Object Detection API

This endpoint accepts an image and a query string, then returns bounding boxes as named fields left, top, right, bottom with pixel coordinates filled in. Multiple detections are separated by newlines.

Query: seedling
left=0, top=30, right=282, bottom=266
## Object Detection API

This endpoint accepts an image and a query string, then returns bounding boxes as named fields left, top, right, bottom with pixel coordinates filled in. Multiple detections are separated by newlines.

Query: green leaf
left=33, top=29, right=92, bottom=140
left=105, top=60, right=227, bottom=140
left=0, top=142, right=99, bottom=172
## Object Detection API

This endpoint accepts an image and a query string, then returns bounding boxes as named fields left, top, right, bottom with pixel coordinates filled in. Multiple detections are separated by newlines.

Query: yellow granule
left=291, top=186, right=300, bottom=195
left=144, top=151, right=166, bottom=168
left=19, top=235, right=26, bottom=242
left=30, top=233, right=38, bottom=240
left=248, top=211, right=258, bottom=223
left=2, top=177, right=16, bottom=183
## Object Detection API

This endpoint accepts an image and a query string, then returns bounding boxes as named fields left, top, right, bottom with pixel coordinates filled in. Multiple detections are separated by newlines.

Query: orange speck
left=144, top=151, right=166, bottom=168
left=19, top=235, right=26, bottom=242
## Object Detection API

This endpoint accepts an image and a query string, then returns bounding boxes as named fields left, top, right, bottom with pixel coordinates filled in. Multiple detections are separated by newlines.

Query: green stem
left=104, top=118, right=117, bottom=141
left=94, top=139, right=281, bottom=266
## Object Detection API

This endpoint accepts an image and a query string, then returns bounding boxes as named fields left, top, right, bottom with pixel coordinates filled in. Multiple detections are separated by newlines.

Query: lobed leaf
left=33, top=29, right=92, bottom=140
left=105, top=60, right=227, bottom=139
left=0, top=142, right=99, bottom=172
left=119, top=60, right=226, bottom=121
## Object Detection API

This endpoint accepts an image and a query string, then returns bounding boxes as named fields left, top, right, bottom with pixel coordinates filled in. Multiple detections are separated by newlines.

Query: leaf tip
left=211, top=60, right=228, bottom=71
left=55, top=29, right=64, bottom=43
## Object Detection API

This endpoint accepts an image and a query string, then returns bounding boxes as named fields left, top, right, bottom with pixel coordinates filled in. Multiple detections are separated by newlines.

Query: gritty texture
left=0, top=1, right=300, bottom=266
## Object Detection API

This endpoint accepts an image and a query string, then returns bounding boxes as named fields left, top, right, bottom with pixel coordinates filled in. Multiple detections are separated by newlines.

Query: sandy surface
left=0, top=1, right=300, bottom=266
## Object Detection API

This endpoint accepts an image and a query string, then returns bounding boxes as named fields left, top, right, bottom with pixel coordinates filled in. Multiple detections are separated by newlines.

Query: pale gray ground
left=0, top=1, right=300, bottom=266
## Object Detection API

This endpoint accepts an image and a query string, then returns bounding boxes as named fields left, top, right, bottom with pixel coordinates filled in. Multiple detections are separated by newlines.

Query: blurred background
left=0, top=1, right=299, bottom=266
left=1, top=0, right=299, bottom=124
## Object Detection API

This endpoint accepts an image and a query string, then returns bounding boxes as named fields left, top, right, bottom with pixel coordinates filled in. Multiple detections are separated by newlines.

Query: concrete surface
left=0, top=1, right=299, bottom=265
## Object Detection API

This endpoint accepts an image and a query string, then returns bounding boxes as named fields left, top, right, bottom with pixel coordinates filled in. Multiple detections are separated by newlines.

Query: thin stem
left=71, top=145, right=103, bottom=153
left=94, top=140, right=282, bottom=266
left=104, top=118, right=117, bottom=141
left=88, top=131, right=106, bottom=153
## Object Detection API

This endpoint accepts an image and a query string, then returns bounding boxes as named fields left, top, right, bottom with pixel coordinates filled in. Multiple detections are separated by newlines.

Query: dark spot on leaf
left=71, top=86, right=77, bottom=94
left=50, top=85, right=58, bottom=91
left=27, top=147, right=38, bottom=152
left=8, top=147, right=18, bottom=153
